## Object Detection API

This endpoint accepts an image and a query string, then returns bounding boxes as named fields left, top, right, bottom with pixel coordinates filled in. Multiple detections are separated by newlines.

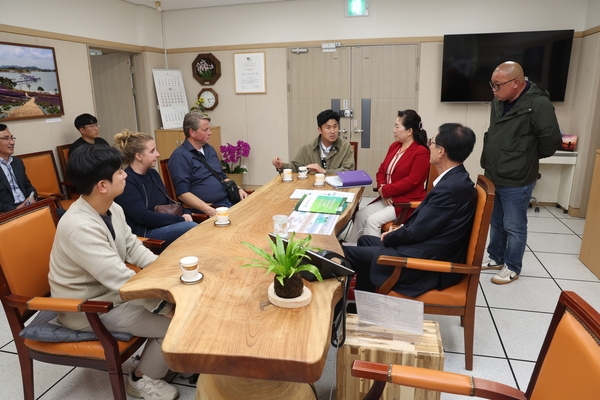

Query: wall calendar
left=152, top=69, right=189, bottom=129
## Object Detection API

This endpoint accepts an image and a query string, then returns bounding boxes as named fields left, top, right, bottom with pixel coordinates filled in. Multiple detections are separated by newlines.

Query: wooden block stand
left=336, top=315, right=444, bottom=400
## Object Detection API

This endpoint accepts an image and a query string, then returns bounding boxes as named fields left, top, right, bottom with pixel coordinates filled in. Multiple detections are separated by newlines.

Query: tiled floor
left=1, top=202, right=597, bottom=399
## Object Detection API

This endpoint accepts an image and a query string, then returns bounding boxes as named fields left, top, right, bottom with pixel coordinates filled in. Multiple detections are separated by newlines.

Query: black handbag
left=192, top=152, right=241, bottom=205
left=223, top=180, right=242, bottom=204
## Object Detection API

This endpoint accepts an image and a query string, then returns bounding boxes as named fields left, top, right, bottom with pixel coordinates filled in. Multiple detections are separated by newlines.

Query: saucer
left=180, top=272, right=203, bottom=284
left=282, top=178, right=293, bottom=182
left=298, top=176, right=308, bottom=179
left=214, top=220, right=231, bottom=227
left=313, top=182, right=324, bottom=187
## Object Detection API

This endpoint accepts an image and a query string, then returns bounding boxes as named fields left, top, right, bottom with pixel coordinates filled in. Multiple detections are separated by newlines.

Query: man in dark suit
left=0, top=124, right=37, bottom=213
left=343, top=122, right=477, bottom=297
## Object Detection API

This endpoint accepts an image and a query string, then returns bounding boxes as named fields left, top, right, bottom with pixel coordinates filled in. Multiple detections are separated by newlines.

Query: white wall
left=0, top=0, right=163, bottom=48
left=585, top=0, right=600, bottom=30
left=164, top=0, right=587, bottom=47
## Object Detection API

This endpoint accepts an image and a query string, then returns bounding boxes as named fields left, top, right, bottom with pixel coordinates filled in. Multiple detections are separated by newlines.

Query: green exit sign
left=346, top=0, right=369, bottom=17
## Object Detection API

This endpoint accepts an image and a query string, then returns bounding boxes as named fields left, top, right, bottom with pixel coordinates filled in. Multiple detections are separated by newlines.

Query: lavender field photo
left=0, top=42, right=64, bottom=121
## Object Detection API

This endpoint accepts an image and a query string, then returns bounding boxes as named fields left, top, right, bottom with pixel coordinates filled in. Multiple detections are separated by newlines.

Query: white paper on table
left=287, top=211, right=339, bottom=235
left=354, top=290, right=424, bottom=335
left=289, top=189, right=355, bottom=203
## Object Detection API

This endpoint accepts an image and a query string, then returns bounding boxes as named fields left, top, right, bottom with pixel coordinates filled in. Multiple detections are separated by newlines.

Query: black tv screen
left=441, top=30, right=574, bottom=102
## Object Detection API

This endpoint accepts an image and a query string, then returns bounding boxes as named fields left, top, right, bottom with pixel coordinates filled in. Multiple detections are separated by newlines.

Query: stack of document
left=325, top=170, right=372, bottom=188
left=295, top=193, right=347, bottom=215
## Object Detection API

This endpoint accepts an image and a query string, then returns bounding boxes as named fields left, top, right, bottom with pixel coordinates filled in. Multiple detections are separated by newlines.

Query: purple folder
left=336, top=170, right=372, bottom=187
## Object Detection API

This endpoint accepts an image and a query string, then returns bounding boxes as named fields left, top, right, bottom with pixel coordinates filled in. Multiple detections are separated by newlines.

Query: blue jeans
left=146, top=221, right=197, bottom=247
left=487, top=182, right=535, bottom=275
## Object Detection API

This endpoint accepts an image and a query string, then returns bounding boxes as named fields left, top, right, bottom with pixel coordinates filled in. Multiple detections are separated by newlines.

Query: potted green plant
left=241, top=233, right=323, bottom=300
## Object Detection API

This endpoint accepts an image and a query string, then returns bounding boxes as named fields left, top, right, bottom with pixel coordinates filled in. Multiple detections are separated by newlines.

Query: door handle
left=354, top=129, right=364, bottom=133
left=340, top=129, right=348, bottom=134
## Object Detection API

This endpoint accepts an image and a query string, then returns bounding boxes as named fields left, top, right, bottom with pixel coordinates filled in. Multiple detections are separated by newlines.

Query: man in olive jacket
left=481, top=61, right=561, bottom=285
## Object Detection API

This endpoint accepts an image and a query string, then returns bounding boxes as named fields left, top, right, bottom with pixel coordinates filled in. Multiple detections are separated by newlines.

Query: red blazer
left=375, top=141, right=430, bottom=217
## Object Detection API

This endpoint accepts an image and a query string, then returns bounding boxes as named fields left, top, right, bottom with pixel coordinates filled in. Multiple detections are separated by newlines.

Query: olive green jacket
left=281, top=136, right=355, bottom=174
left=480, top=83, right=561, bottom=187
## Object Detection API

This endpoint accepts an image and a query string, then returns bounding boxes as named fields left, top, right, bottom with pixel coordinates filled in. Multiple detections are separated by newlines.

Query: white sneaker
left=481, top=256, right=504, bottom=270
left=127, top=374, right=179, bottom=400
left=491, top=266, right=519, bottom=285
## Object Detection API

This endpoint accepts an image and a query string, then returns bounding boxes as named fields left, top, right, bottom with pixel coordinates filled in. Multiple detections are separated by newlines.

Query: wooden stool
left=336, top=314, right=444, bottom=400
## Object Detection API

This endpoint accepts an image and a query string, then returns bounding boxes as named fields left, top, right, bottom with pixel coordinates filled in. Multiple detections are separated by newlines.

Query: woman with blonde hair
left=114, top=129, right=196, bottom=246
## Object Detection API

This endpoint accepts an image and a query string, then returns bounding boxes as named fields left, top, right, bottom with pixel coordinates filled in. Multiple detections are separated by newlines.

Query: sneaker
left=481, top=256, right=504, bottom=270
left=127, top=374, right=179, bottom=400
left=491, top=266, right=519, bottom=285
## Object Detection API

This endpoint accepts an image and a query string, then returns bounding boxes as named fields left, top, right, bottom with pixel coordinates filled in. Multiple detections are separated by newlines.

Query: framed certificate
left=234, top=52, right=266, bottom=94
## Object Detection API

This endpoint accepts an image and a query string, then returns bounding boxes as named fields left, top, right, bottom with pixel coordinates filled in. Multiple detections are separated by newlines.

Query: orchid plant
left=220, top=140, right=251, bottom=174
left=195, top=58, right=215, bottom=79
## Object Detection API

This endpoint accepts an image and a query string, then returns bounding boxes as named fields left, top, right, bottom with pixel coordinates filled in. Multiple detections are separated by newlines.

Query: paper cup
left=180, top=256, right=199, bottom=280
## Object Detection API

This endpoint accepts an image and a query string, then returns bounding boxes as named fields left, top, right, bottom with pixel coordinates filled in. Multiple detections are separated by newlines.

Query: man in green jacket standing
left=481, top=61, right=561, bottom=285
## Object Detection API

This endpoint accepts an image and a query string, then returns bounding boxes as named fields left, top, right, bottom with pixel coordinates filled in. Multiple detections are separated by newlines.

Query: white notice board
left=152, top=69, right=189, bottom=129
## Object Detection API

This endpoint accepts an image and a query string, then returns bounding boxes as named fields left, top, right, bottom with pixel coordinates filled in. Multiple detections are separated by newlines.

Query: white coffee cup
left=298, top=166, right=308, bottom=178
left=216, top=207, right=229, bottom=224
left=180, top=256, right=199, bottom=280
left=272, top=215, right=289, bottom=238
left=315, top=173, right=325, bottom=186
left=283, top=169, right=293, bottom=181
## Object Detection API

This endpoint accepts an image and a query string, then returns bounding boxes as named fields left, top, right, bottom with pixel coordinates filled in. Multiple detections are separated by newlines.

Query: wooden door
left=90, top=52, right=138, bottom=143
left=288, top=44, right=419, bottom=179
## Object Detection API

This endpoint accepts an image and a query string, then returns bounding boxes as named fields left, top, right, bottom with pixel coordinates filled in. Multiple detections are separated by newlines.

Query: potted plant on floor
left=241, top=233, right=323, bottom=306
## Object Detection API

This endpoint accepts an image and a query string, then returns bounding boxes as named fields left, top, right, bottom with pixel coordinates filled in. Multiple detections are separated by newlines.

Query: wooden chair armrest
left=191, top=213, right=209, bottom=223
left=37, top=191, right=66, bottom=200
left=352, top=361, right=526, bottom=400
left=138, top=237, right=166, bottom=250
left=376, top=256, right=480, bottom=294
left=5, top=294, right=113, bottom=314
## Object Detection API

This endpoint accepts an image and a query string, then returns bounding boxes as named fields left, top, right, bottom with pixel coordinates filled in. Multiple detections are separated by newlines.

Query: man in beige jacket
left=48, top=145, right=178, bottom=400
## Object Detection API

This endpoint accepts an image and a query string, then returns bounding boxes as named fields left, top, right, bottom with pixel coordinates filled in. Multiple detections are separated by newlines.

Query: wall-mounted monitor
left=441, top=30, right=574, bottom=102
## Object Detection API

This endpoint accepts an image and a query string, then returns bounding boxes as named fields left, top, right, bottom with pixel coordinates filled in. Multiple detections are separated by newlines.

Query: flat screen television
left=441, top=30, right=574, bottom=102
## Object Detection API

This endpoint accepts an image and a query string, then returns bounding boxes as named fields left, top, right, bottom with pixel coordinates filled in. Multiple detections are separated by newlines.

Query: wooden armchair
left=0, top=199, right=147, bottom=400
left=56, top=143, right=78, bottom=199
left=159, top=158, right=209, bottom=223
left=375, top=175, right=495, bottom=370
left=16, top=150, right=77, bottom=209
left=352, top=291, right=600, bottom=400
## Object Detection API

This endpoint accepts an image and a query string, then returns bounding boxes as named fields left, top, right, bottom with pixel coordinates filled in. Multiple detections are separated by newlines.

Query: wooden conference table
left=120, top=174, right=364, bottom=399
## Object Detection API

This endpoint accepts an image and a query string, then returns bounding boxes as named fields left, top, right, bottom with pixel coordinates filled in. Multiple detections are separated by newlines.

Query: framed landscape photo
left=0, top=42, right=65, bottom=122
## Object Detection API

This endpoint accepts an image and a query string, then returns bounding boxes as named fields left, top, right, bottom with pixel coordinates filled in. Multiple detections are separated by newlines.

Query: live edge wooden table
left=120, top=174, right=364, bottom=399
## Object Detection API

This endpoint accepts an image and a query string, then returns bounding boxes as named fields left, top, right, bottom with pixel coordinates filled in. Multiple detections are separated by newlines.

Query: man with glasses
left=0, top=124, right=37, bottom=212
left=70, top=113, right=109, bottom=156
left=271, top=109, right=355, bottom=174
left=342, top=123, right=477, bottom=297
left=481, top=61, right=561, bottom=285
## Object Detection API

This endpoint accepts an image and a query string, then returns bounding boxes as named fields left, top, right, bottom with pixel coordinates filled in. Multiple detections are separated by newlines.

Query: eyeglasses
left=0, top=136, right=16, bottom=141
left=489, top=78, right=516, bottom=91
left=85, top=123, right=100, bottom=129
left=427, top=138, right=438, bottom=146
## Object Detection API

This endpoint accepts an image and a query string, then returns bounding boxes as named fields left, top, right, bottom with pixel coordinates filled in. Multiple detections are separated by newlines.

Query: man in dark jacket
left=0, top=124, right=37, bottom=212
left=481, top=61, right=561, bottom=285
left=342, top=123, right=477, bottom=297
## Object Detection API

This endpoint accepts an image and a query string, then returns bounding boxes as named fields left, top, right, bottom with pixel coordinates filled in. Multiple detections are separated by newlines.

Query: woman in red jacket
left=347, top=110, right=430, bottom=242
